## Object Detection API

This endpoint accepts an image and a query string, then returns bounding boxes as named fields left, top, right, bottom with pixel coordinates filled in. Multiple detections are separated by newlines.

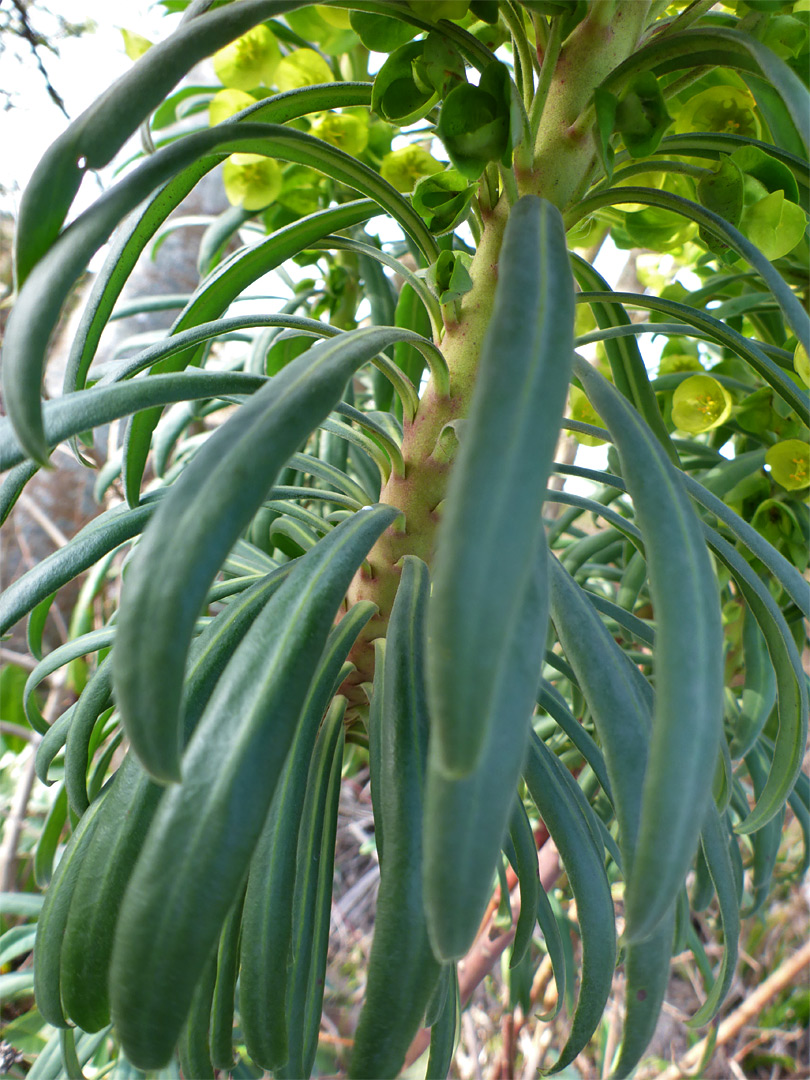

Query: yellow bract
left=275, top=49, right=333, bottom=92
left=794, top=342, right=810, bottom=388
left=121, top=28, right=153, bottom=61
left=568, top=387, right=607, bottom=446
left=222, top=153, right=282, bottom=211
left=739, top=189, right=807, bottom=262
left=209, top=88, right=256, bottom=127
left=213, top=25, right=280, bottom=91
left=380, top=146, right=443, bottom=193
left=766, top=439, right=810, bottom=490
left=658, top=353, right=704, bottom=376
left=675, top=85, right=760, bottom=139
left=310, top=112, right=369, bottom=156
left=671, top=374, right=732, bottom=434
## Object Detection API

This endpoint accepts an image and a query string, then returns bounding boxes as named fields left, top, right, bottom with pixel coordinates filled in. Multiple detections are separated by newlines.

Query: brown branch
left=656, top=938, right=810, bottom=1080
left=403, top=840, right=562, bottom=1071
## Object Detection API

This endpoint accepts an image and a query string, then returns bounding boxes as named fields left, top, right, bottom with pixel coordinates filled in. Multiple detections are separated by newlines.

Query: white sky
left=1, top=0, right=181, bottom=216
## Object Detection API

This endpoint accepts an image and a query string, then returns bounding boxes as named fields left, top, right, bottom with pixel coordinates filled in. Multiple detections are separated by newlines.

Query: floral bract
left=309, top=112, right=369, bottom=155
left=671, top=374, right=733, bottom=433
left=213, top=24, right=280, bottom=91
left=209, top=88, right=256, bottom=126
left=380, top=145, right=443, bottom=193
left=275, top=49, right=333, bottom=91
left=675, top=85, right=761, bottom=139
left=222, top=153, right=282, bottom=210
left=794, top=342, right=810, bottom=388
left=766, top=439, right=810, bottom=490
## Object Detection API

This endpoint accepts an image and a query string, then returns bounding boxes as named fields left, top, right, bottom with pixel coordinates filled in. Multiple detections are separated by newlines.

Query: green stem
left=502, top=1, right=535, bottom=113
left=530, top=0, right=652, bottom=209
left=499, top=164, right=519, bottom=206
left=528, top=13, right=562, bottom=145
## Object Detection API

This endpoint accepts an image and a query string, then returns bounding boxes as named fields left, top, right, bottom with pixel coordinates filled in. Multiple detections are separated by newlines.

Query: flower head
left=213, top=25, right=280, bottom=91
left=671, top=374, right=732, bottom=433
left=766, top=439, right=810, bottom=491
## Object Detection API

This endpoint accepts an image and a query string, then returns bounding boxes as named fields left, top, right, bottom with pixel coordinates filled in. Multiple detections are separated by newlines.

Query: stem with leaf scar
left=340, top=0, right=653, bottom=718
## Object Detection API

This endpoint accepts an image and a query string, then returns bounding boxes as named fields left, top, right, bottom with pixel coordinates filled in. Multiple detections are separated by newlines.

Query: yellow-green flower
left=671, top=374, right=732, bottom=433
left=568, top=387, right=607, bottom=446
left=121, top=28, right=153, bottom=61
left=213, top=25, right=280, bottom=91
left=739, top=189, right=807, bottom=261
left=315, top=5, right=353, bottom=28
left=222, top=153, right=282, bottom=211
left=275, top=49, right=333, bottom=92
left=766, top=439, right=810, bottom=490
left=380, top=145, right=443, bottom=193
left=794, top=341, right=810, bottom=388
left=658, top=353, right=704, bottom=376
left=408, top=0, right=470, bottom=18
left=209, top=88, right=256, bottom=126
left=310, top=112, right=369, bottom=155
left=675, top=85, right=760, bottom=139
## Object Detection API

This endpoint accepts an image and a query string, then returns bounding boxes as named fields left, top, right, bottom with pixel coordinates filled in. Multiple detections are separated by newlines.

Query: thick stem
left=341, top=198, right=511, bottom=709
left=527, top=0, right=652, bottom=208
left=341, top=2, right=653, bottom=713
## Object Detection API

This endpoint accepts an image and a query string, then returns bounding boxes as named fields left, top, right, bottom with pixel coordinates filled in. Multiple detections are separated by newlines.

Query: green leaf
left=109, top=507, right=395, bottom=1069
left=548, top=558, right=649, bottom=874
left=611, top=911, right=676, bottom=1079
left=437, top=61, right=518, bottom=179
left=570, top=189, right=810, bottom=357
left=59, top=567, right=293, bottom=1036
left=64, top=82, right=373, bottom=398
left=704, top=530, right=807, bottom=835
left=351, top=557, right=441, bottom=1079
left=429, top=196, right=574, bottom=778
left=277, top=697, right=346, bottom=1079
left=121, top=199, right=380, bottom=502
left=506, top=797, right=541, bottom=970
left=423, top=249, right=474, bottom=306
left=574, top=357, right=725, bottom=945
left=688, top=807, right=740, bottom=1027
left=0, top=371, right=267, bottom=473
left=112, top=328, right=414, bottom=783
left=423, top=547, right=549, bottom=962
left=371, top=40, right=441, bottom=125
left=349, top=10, right=416, bottom=52
left=240, top=601, right=375, bottom=1069
left=0, top=498, right=161, bottom=639
left=615, top=72, right=672, bottom=159
left=412, top=168, right=478, bottom=234
left=523, top=732, right=617, bottom=1072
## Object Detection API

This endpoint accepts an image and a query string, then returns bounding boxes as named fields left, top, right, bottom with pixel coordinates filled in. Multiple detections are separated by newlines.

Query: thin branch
left=17, top=491, right=70, bottom=548
left=657, top=939, right=810, bottom=1080
left=0, top=682, right=56, bottom=892
left=9, top=0, right=69, bottom=117
left=403, top=840, right=561, bottom=1071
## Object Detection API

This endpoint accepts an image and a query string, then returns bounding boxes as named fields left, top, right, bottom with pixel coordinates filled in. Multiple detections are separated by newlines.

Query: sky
left=1, top=0, right=182, bottom=217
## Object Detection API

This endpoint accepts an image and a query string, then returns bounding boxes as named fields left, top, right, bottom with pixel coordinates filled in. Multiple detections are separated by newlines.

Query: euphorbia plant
left=1, top=0, right=808, bottom=1076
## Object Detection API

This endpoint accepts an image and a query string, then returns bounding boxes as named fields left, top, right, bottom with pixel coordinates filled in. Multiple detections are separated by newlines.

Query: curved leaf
left=113, top=328, right=413, bottom=782
left=574, top=356, right=724, bottom=944
left=109, top=506, right=395, bottom=1068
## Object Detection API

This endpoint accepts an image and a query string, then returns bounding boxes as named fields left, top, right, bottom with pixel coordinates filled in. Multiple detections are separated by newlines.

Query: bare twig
left=656, top=938, right=810, bottom=1080
left=0, top=721, right=38, bottom=743
left=0, top=746, right=39, bottom=892
left=0, top=646, right=38, bottom=671
left=18, top=491, right=70, bottom=548
left=403, top=841, right=562, bottom=1071
left=9, top=0, right=69, bottom=116
left=0, top=683, right=58, bottom=891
